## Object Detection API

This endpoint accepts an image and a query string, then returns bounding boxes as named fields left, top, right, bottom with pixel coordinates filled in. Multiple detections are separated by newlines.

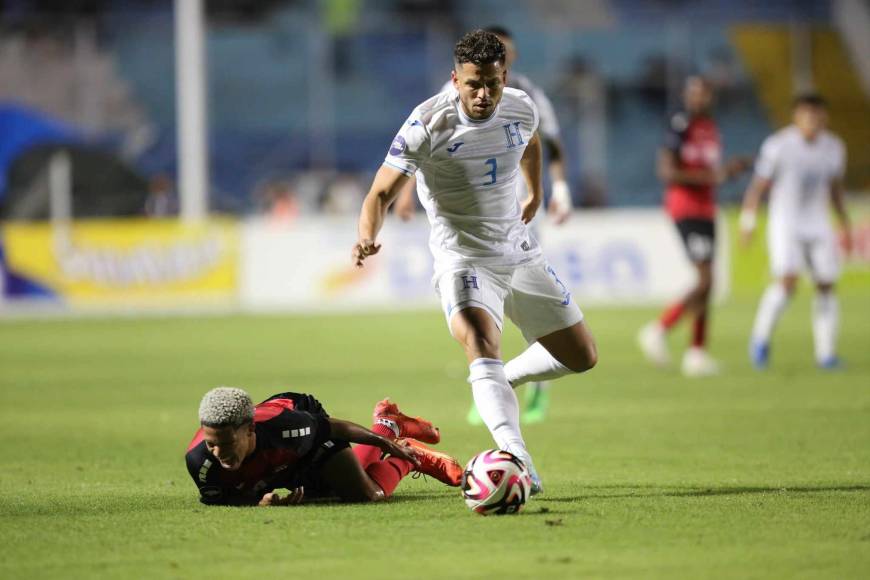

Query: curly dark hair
left=453, top=29, right=505, bottom=66
left=793, top=92, right=827, bottom=109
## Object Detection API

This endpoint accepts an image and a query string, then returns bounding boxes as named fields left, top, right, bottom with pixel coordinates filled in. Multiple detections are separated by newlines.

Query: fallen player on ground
left=185, top=388, right=462, bottom=506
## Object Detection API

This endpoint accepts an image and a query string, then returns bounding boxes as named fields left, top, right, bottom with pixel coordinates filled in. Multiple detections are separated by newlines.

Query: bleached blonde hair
left=198, top=387, right=254, bottom=428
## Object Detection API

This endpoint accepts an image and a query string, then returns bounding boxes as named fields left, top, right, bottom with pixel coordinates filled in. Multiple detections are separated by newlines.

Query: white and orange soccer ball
left=461, top=449, right=532, bottom=515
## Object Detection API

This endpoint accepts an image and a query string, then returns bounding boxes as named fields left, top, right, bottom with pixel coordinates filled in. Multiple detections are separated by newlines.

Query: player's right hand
left=841, top=228, right=853, bottom=256
left=352, top=239, right=381, bottom=267
left=729, top=156, right=753, bottom=175
left=385, top=439, right=420, bottom=467
left=521, top=196, right=540, bottom=224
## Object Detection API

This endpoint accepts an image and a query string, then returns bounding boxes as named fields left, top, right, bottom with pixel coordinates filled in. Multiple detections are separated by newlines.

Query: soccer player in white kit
left=395, top=26, right=573, bottom=425
left=353, top=30, right=598, bottom=494
left=739, top=94, right=852, bottom=369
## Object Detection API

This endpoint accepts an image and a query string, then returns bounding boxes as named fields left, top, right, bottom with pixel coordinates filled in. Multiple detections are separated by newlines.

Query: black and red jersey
left=185, top=392, right=333, bottom=505
left=663, top=112, right=722, bottom=221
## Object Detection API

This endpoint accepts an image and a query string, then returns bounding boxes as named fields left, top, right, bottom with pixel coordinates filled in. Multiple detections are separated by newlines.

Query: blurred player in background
left=394, top=25, right=573, bottom=426
left=739, top=94, right=851, bottom=369
left=353, top=30, right=597, bottom=495
left=186, top=388, right=461, bottom=506
left=638, top=76, right=750, bottom=377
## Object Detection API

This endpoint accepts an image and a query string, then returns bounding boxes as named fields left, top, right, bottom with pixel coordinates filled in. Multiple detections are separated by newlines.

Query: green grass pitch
left=1, top=292, right=868, bottom=579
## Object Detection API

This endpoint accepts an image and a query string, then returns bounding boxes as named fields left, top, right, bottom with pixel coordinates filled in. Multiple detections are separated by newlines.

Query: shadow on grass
left=8, top=484, right=865, bottom=517
left=0, top=490, right=459, bottom=517
left=539, top=483, right=870, bottom=503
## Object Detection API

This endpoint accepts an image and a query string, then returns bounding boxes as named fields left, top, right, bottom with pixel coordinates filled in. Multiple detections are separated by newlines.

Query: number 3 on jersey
left=484, top=158, right=497, bottom=185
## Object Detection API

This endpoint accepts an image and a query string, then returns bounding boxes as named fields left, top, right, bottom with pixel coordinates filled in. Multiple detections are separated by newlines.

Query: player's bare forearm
left=354, top=165, right=410, bottom=266
left=544, top=138, right=566, bottom=181
left=830, top=180, right=850, bottom=230
left=741, top=176, right=770, bottom=213
left=328, top=418, right=388, bottom=447
left=545, top=143, right=572, bottom=224
left=830, top=179, right=852, bottom=253
left=520, top=132, right=544, bottom=223
left=328, top=418, right=419, bottom=466
left=738, top=176, right=771, bottom=244
left=358, top=168, right=403, bottom=239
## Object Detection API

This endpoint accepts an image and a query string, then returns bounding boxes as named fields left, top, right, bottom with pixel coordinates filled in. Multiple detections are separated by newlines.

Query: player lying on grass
left=185, top=388, right=462, bottom=506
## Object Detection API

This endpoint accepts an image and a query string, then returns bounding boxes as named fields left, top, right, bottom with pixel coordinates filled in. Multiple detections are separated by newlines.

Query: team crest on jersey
left=503, top=122, right=524, bottom=148
left=389, top=135, right=407, bottom=156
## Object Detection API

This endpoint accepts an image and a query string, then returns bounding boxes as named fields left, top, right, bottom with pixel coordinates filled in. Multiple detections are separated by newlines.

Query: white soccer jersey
left=755, top=126, right=846, bottom=238
left=384, top=87, right=542, bottom=270
left=439, top=74, right=561, bottom=230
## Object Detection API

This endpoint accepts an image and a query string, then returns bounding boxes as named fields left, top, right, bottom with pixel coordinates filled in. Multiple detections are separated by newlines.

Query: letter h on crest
left=461, top=275, right=479, bottom=290
left=503, top=122, right=524, bottom=148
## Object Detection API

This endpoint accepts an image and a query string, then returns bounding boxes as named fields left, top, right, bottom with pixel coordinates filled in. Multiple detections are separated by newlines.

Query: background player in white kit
left=353, top=30, right=598, bottom=494
left=739, top=93, right=852, bottom=369
left=395, top=25, right=573, bottom=425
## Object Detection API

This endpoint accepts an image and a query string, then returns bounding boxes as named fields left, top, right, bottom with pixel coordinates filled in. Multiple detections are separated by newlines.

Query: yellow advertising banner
left=2, top=218, right=238, bottom=305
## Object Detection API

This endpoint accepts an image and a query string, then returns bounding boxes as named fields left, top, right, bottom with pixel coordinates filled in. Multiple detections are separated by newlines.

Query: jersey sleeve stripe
left=383, top=160, right=415, bottom=176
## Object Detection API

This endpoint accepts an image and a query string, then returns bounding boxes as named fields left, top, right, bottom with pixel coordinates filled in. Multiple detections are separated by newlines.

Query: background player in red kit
left=186, top=387, right=462, bottom=506
left=638, top=76, right=750, bottom=377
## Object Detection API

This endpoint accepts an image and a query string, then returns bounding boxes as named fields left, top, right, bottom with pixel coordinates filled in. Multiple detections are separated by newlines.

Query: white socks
left=751, top=283, right=790, bottom=345
left=752, top=283, right=839, bottom=363
left=468, top=358, right=528, bottom=460
left=813, top=292, right=839, bottom=362
left=504, top=342, right=573, bottom=387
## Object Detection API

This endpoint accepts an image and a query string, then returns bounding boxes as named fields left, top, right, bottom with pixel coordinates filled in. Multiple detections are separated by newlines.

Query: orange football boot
left=373, top=398, right=440, bottom=444
left=401, top=438, right=462, bottom=487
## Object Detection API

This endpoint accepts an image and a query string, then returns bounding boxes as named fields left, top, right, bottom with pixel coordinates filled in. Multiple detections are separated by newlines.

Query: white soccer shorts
left=435, top=258, right=585, bottom=343
left=768, top=228, right=841, bottom=284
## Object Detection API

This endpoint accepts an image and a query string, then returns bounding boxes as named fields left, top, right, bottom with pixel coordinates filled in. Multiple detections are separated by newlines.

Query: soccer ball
left=461, top=449, right=532, bottom=515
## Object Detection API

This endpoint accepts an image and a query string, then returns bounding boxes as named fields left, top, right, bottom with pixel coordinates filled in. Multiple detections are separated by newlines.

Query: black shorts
left=675, top=218, right=716, bottom=263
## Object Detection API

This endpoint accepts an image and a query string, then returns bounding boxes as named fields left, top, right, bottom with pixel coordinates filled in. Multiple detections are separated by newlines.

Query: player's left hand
left=548, top=180, right=572, bottom=225
left=548, top=200, right=570, bottom=225
left=258, top=487, right=305, bottom=507
left=521, top=196, right=540, bottom=224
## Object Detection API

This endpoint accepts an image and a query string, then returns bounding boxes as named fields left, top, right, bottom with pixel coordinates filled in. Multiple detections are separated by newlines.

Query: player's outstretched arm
left=327, top=418, right=420, bottom=466
left=354, top=165, right=412, bottom=267
left=830, top=178, right=852, bottom=254
left=544, top=137, right=572, bottom=224
left=520, top=131, right=544, bottom=224
left=738, top=175, right=772, bottom=246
